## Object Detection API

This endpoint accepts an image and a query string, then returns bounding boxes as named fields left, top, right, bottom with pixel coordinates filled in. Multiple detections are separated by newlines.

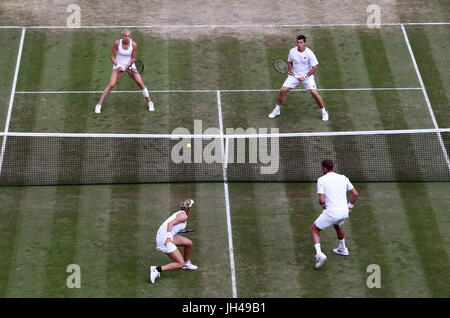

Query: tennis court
left=0, top=17, right=449, bottom=298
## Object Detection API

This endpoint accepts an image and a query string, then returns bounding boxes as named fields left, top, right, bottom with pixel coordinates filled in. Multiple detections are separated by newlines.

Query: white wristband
left=167, top=232, right=172, bottom=239
left=348, top=203, right=354, bottom=209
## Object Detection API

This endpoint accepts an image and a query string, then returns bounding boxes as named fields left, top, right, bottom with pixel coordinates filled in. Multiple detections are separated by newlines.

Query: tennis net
left=0, top=128, right=449, bottom=185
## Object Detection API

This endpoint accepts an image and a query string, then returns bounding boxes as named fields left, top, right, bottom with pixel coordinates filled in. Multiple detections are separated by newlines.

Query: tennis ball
left=187, top=143, right=191, bottom=148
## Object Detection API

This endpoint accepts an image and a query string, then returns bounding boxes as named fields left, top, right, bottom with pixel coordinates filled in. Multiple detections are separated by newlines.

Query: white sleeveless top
left=116, top=39, right=133, bottom=66
left=156, top=210, right=187, bottom=239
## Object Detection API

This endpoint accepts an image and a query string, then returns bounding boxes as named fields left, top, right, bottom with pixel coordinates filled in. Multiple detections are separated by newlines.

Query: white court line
left=15, top=87, right=422, bottom=94
left=0, top=22, right=449, bottom=29
left=0, top=28, right=26, bottom=175
left=216, top=91, right=237, bottom=299
left=401, top=24, right=450, bottom=171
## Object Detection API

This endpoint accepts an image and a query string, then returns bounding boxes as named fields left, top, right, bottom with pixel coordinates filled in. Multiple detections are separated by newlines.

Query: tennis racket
left=178, top=229, right=195, bottom=234
left=127, top=59, right=144, bottom=74
left=273, top=58, right=292, bottom=75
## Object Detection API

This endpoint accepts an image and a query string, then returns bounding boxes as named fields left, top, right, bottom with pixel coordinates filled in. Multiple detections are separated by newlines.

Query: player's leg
left=128, top=71, right=154, bottom=111
left=312, top=213, right=334, bottom=268
left=173, top=235, right=198, bottom=270
left=162, top=248, right=185, bottom=271
left=95, top=69, right=121, bottom=113
left=269, top=85, right=292, bottom=118
left=333, top=223, right=349, bottom=255
left=150, top=240, right=184, bottom=283
left=277, top=86, right=291, bottom=106
left=310, top=223, right=321, bottom=244
left=309, top=89, right=328, bottom=121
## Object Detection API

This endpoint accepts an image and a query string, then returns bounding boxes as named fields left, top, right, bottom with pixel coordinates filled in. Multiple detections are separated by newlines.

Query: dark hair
left=297, top=35, right=306, bottom=42
left=321, top=159, right=334, bottom=171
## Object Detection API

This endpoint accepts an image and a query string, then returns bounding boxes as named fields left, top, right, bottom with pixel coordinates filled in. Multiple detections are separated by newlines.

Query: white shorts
left=156, top=236, right=177, bottom=254
left=282, top=75, right=317, bottom=90
left=314, top=211, right=348, bottom=230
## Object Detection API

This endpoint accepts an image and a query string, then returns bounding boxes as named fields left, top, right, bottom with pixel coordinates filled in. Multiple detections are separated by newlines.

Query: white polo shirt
left=317, top=172, right=354, bottom=218
left=287, top=47, right=319, bottom=78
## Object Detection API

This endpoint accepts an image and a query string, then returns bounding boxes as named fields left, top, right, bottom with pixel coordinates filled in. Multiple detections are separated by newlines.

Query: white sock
left=339, top=239, right=346, bottom=249
left=314, top=243, right=321, bottom=255
left=275, top=105, right=281, bottom=111
left=321, top=107, right=327, bottom=114
left=142, top=87, right=149, bottom=98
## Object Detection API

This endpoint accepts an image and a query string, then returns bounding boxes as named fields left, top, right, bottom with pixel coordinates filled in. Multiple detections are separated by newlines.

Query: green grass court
left=0, top=23, right=449, bottom=297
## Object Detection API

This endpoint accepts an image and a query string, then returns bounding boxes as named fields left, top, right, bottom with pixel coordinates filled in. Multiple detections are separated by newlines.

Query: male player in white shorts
left=150, top=199, right=198, bottom=284
left=94, top=29, right=154, bottom=113
left=311, top=159, right=359, bottom=269
left=269, top=35, right=328, bottom=121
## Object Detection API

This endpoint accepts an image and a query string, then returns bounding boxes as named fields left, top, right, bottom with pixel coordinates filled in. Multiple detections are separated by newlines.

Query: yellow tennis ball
left=187, top=143, right=191, bottom=148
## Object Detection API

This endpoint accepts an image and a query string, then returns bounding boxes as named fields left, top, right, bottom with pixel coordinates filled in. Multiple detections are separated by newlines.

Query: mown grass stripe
left=192, top=183, right=233, bottom=297
left=0, top=29, right=21, bottom=122
left=250, top=183, right=301, bottom=297
left=364, top=183, right=431, bottom=297
left=405, top=25, right=450, bottom=128
left=10, top=30, right=46, bottom=132
left=227, top=183, right=269, bottom=297
left=43, top=186, right=80, bottom=297
left=106, top=185, right=139, bottom=297
left=73, top=185, right=111, bottom=297
left=398, top=183, right=449, bottom=297
left=6, top=187, right=56, bottom=297
left=0, top=187, right=25, bottom=297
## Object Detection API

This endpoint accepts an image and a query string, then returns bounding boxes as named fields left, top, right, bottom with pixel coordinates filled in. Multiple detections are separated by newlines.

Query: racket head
left=130, top=59, right=144, bottom=74
left=273, top=58, right=290, bottom=74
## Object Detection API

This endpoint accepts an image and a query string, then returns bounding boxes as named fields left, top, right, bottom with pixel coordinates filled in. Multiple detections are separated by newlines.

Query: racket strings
left=273, top=59, right=289, bottom=74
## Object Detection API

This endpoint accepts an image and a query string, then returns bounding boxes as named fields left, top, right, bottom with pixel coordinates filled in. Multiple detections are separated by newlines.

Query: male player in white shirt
left=311, top=159, right=359, bottom=269
left=150, top=199, right=198, bottom=284
left=269, top=35, right=328, bottom=121
left=94, top=29, right=154, bottom=114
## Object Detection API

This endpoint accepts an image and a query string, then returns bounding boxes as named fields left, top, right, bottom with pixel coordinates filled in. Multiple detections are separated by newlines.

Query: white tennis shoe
left=148, top=102, right=155, bottom=112
left=150, top=266, right=160, bottom=283
left=333, top=247, right=349, bottom=256
left=94, top=104, right=102, bottom=114
left=315, top=252, right=327, bottom=269
left=268, top=108, right=280, bottom=118
left=322, top=111, right=329, bottom=121
left=182, top=260, right=198, bottom=270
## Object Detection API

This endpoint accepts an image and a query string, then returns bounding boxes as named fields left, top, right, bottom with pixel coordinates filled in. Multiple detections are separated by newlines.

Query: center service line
left=216, top=90, right=237, bottom=298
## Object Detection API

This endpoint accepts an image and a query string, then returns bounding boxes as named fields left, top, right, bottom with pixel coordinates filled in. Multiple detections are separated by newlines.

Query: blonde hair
left=181, top=199, right=194, bottom=211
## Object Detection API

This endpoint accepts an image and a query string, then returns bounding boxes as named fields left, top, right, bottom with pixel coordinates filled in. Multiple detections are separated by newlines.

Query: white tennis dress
left=155, top=211, right=187, bottom=253
left=114, top=39, right=135, bottom=69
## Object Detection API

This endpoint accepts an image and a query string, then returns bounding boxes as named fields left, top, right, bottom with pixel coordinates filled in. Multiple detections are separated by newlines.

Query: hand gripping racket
left=127, top=59, right=144, bottom=74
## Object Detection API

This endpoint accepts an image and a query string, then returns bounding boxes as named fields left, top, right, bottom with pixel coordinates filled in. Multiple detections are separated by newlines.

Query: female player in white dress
left=94, top=29, right=154, bottom=113
left=150, top=199, right=198, bottom=284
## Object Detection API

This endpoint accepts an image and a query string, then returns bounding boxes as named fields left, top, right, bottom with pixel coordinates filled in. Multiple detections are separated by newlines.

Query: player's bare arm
left=288, top=61, right=294, bottom=75
left=348, top=188, right=359, bottom=212
left=300, top=65, right=318, bottom=82
left=110, top=40, right=120, bottom=66
left=319, top=193, right=326, bottom=209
